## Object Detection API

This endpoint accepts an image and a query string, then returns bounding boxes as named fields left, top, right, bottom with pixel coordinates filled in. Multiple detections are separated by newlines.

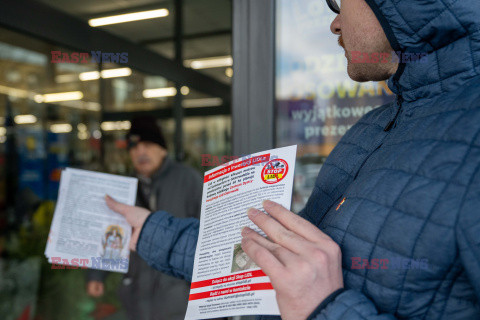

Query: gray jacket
left=87, top=157, right=203, bottom=320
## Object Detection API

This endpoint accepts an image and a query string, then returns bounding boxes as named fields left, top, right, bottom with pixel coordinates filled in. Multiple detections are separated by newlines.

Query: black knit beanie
left=126, top=116, right=167, bottom=150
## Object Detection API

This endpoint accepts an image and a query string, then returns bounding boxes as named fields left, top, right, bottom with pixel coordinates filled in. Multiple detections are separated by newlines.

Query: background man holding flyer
left=104, top=0, right=480, bottom=319
left=87, top=117, right=203, bottom=320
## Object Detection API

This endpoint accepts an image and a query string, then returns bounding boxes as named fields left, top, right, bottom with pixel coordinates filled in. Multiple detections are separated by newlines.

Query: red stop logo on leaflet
left=261, top=159, right=289, bottom=184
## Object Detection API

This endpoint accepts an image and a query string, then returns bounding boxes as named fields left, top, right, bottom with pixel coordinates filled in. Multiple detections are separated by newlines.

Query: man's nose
left=136, top=143, right=147, bottom=153
left=330, top=14, right=341, bottom=35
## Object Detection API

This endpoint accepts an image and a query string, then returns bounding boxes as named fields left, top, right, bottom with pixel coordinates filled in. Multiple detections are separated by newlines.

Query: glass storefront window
left=0, top=28, right=108, bottom=320
left=102, top=63, right=173, bottom=112
left=0, top=7, right=232, bottom=318
left=275, top=0, right=395, bottom=212
left=0, top=29, right=104, bottom=202
left=183, top=115, right=231, bottom=173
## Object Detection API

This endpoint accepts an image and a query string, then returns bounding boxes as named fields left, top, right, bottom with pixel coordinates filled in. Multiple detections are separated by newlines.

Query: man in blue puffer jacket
left=105, top=0, right=480, bottom=318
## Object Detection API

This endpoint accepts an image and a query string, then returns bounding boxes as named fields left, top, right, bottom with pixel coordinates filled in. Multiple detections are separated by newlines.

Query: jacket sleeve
left=306, top=290, right=397, bottom=320
left=136, top=210, right=199, bottom=282
left=456, top=181, right=480, bottom=302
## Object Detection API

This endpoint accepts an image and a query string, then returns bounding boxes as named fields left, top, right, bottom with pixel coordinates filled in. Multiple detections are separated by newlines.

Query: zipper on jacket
left=384, top=94, right=403, bottom=131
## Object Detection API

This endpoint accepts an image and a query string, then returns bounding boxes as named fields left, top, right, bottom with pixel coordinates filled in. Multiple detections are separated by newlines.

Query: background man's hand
left=86, top=280, right=104, bottom=298
left=105, top=195, right=151, bottom=251
left=241, top=200, right=343, bottom=320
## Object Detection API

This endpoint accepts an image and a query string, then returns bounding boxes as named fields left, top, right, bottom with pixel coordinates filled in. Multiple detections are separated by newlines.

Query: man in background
left=86, top=116, right=203, bottom=320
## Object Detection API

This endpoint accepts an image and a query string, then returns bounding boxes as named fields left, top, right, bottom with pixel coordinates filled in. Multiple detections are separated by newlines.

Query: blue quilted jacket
left=136, top=0, right=480, bottom=319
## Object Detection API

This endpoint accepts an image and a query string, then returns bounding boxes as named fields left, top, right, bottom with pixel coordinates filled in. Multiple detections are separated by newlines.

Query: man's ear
left=160, top=146, right=168, bottom=158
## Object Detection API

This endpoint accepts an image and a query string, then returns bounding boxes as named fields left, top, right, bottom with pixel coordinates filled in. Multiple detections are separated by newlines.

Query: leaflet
left=185, top=145, right=297, bottom=319
left=44, top=168, right=137, bottom=273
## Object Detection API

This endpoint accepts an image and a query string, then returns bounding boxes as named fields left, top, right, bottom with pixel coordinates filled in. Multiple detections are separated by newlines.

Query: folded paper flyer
left=185, top=145, right=297, bottom=319
left=45, top=168, right=137, bottom=273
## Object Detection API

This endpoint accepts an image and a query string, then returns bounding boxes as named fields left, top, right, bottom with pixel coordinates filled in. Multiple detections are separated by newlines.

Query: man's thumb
left=130, top=228, right=140, bottom=251
left=105, top=195, right=133, bottom=217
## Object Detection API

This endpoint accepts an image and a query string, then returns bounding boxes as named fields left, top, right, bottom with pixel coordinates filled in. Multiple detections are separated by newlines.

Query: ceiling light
left=93, top=130, right=102, bottom=139
left=79, top=68, right=132, bottom=81
left=84, top=102, right=101, bottom=111
left=79, top=71, right=100, bottom=81
left=55, top=74, right=79, bottom=83
left=34, top=91, right=83, bottom=103
left=14, top=114, right=37, bottom=124
left=101, top=121, right=131, bottom=131
left=0, top=85, right=32, bottom=100
left=77, top=123, right=87, bottom=132
left=143, top=87, right=177, bottom=98
left=183, top=98, right=223, bottom=108
left=50, top=123, right=72, bottom=133
left=0, top=127, right=6, bottom=136
left=225, top=67, right=233, bottom=78
left=185, top=56, right=233, bottom=69
left=78, top=131, right=90, bottom=140
left=101, top=67, right=132, bottom=78
left=180, top=86, right=190, bottom=95
left=89, top=9, right=169, bottom=27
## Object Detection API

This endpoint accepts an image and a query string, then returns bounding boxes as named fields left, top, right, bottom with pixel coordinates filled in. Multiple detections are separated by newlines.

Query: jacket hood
left=364, top=0, right=480, bottom=102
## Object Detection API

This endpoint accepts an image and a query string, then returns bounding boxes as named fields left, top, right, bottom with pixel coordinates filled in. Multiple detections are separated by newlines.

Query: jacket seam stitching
left=401, top=43, right=480, bottom=98
left=435, top=51, right=445, bottom=92
left=332, top=223, right=449, bottom=261
left=343, top=268, right=452, bottom=292
left=322, top=162, right=354, bottom=177
left=340, top=195, right=455, bottom=229
left=432, top=262, right=464, bottom=320
left=383, top=136, right=480, bottom=152
left=365, top=167, right=471, bottom=189
left=338, top=170, right=390, bottom=257
left=388, top=0, right=420, bottom=40
left=393, top=112, right=472, bottom=312
left=405, top=75, right=480, bottom=115
left=415, top=0, right=460, bottom=36
left=335, top=299, right=371, bottom=319
left=336, top=140, right=370, bottom=153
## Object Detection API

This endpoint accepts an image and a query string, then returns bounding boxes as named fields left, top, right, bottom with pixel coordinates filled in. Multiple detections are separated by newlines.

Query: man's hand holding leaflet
left=105, top=195, right=200, bottom=281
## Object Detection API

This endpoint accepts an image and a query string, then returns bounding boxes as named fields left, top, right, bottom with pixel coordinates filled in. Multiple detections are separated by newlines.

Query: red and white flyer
left=185, top=145, right=297, bottom=319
